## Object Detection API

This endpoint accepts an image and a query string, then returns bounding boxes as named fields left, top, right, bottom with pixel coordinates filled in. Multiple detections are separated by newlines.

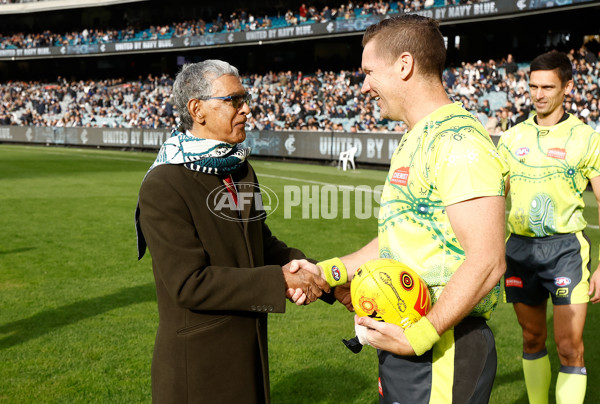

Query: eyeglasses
left=201, top=93, right=249, bottom=109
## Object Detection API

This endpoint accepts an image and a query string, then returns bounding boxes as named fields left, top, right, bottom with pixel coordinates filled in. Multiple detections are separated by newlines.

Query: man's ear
left=395, top=51, right=414, bottom=80
left=188, top=98, right=205, bottom=124
left=563, top=79, right=574, bottom=96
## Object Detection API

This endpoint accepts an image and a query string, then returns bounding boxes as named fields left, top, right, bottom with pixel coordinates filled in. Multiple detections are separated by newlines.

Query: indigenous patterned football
left=351, top=258, right=431, bottom=329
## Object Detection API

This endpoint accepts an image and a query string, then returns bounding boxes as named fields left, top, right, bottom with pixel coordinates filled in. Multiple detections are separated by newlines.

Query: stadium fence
left=0, top=125, right=501, bottom=165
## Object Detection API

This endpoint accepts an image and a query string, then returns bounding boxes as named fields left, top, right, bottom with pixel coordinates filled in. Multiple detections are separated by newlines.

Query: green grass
left=0, top=144, right=598, bottom=403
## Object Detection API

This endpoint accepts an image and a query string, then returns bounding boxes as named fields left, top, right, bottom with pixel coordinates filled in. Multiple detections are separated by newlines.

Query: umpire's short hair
left=362, top=14, right=446, bottom=80
left=529, top=50, right=573, bottom=86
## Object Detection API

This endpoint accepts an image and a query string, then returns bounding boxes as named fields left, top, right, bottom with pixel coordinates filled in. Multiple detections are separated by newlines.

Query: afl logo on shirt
left=554, top=277, right=571, bottom=287
left=516, top=147, right=529, bottom=157
left=390, top=167, right=410, bottom=186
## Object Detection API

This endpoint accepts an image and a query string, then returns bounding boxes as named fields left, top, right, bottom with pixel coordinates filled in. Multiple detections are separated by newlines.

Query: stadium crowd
left=0, top=46, right=598, bottom=134
left=0, top=0, right=485, bottom=50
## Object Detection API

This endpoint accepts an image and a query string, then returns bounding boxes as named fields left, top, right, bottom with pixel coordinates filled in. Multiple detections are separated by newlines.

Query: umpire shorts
left=378, top=316, right=496, bottom=404
left=504, top=232, right=591, bottom=306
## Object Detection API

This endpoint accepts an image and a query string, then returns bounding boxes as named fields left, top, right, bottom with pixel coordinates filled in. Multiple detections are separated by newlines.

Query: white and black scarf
left=135, top=127, right=251, bottom=259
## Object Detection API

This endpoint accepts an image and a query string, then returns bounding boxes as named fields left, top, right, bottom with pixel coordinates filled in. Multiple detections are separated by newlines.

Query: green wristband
left=404, top=317, right=440, bottom=356
left=317, top=257, right=348, bottom=287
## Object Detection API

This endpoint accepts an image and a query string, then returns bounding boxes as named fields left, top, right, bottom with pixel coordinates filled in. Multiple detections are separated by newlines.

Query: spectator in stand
left=487, top=58, right=500, bottom=84
left=322, top=6, right=333, bottom=21
left=299, top=3, right=308, bottom=22
left=284, top=9, right=297, bottom=25
left=444, top=66, right=458, bottom=88
left=502, top=53, right=519, bottom=77
left=480, top=99, right=491, bottom=116
left=496, top=108, right=515, bottom=133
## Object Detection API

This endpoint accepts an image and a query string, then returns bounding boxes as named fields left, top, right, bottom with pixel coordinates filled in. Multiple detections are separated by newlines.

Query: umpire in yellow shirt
left=497, top=50, right=600, bottom=404
left=290, top=15, right=508, bottom=404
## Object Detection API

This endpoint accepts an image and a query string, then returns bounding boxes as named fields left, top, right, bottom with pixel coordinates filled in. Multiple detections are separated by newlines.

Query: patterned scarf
left=135, top=127, right=251, bottom=259
left=147, top=128, right=251, bottom=176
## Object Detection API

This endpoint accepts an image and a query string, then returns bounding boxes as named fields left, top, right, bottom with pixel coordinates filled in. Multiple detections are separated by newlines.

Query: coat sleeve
left=138, top=169, right=288, bottom=314
left=254, top=170, right=336, bottom=305
left=261, top=222, right=307, bottom=265
left=260, top=222, right=336, bottom=304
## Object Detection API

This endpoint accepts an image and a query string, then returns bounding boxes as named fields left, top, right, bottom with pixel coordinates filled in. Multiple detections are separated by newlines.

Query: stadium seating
left=1, top=54, right=598, bottom=133
left=0, top=0, right=472, bottom=50
left=1, top=1, right=598, bottom=133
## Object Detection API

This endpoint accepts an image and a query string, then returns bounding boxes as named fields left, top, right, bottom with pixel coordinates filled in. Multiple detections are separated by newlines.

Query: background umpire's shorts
left=504, top=232, right=591, bottom=306
left=378, top=317, right=496, bottom=404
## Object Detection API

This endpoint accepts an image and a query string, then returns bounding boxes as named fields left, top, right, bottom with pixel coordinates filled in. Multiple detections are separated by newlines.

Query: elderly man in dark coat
left=136, top=60, right=329, bottom=403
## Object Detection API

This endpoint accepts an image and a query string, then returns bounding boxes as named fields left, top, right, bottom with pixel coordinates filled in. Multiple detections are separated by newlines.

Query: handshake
left=281, top=259, right=353, bottom=309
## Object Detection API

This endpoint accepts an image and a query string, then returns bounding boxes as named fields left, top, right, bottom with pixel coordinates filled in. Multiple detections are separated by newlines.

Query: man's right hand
left=282, top=262, right=330, bottom=304
left=284, top=259, right=354, bottom=310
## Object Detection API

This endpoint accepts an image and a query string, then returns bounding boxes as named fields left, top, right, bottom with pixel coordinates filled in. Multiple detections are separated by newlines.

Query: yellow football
left=351, top=258, right=431, bottom=329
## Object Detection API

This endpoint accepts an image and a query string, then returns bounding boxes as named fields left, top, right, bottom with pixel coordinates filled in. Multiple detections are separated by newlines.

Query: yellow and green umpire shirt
left=497, top=113, right=600, bottom=237
left=378, top=102, right=507, bottom=319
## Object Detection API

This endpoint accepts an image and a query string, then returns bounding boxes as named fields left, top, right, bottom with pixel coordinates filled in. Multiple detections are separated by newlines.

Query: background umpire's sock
left=522, top=350, right=550, bottom=404
left=556, top=366, right=587, bottom=404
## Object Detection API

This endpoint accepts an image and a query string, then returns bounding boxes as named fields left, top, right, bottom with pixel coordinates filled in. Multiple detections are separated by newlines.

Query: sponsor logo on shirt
left=547, top=148, right=566, bottom=160
left=554, top=277, right=571, bottom=287
left=516, top=147, right=530, bottom=157
left=331, top=265, right=341, bottom=281
left=505, top=276, right=523, bottom=288
left=556, top=288, right=569, bottom=298
left=390, top=167, right=410, bottom=186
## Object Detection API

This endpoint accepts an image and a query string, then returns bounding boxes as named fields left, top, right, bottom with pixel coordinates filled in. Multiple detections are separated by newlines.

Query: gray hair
left=172, top=59, right=240, bottom=131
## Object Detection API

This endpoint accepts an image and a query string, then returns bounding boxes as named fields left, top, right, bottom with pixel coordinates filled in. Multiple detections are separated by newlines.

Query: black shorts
left=378, top=317, right=496, bottom=404
left=504, top=232, right=591, bottom=306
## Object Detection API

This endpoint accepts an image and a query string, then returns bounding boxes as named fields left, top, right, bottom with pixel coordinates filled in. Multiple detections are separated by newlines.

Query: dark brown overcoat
left=138, top=162, right=306, bottom=403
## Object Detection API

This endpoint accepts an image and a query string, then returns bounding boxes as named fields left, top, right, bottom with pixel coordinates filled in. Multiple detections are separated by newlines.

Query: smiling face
left=360, top=40, right=402, bottom=121
left=529, top=69, right=573, bottom=123
left=195, top=74, right=250, bottom=144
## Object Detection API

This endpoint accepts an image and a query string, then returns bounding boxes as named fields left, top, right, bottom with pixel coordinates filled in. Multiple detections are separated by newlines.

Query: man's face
left=360, top=41, right=399, bottom=120
left=529, top=69, right=573, bottom=119
left=201, top=74, right=250, bottom=144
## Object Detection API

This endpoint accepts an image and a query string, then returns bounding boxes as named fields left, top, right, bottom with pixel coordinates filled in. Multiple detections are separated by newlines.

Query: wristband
left=404, top=317, right=440, bottom=356
left=317, top=257, right=348, bottom=287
